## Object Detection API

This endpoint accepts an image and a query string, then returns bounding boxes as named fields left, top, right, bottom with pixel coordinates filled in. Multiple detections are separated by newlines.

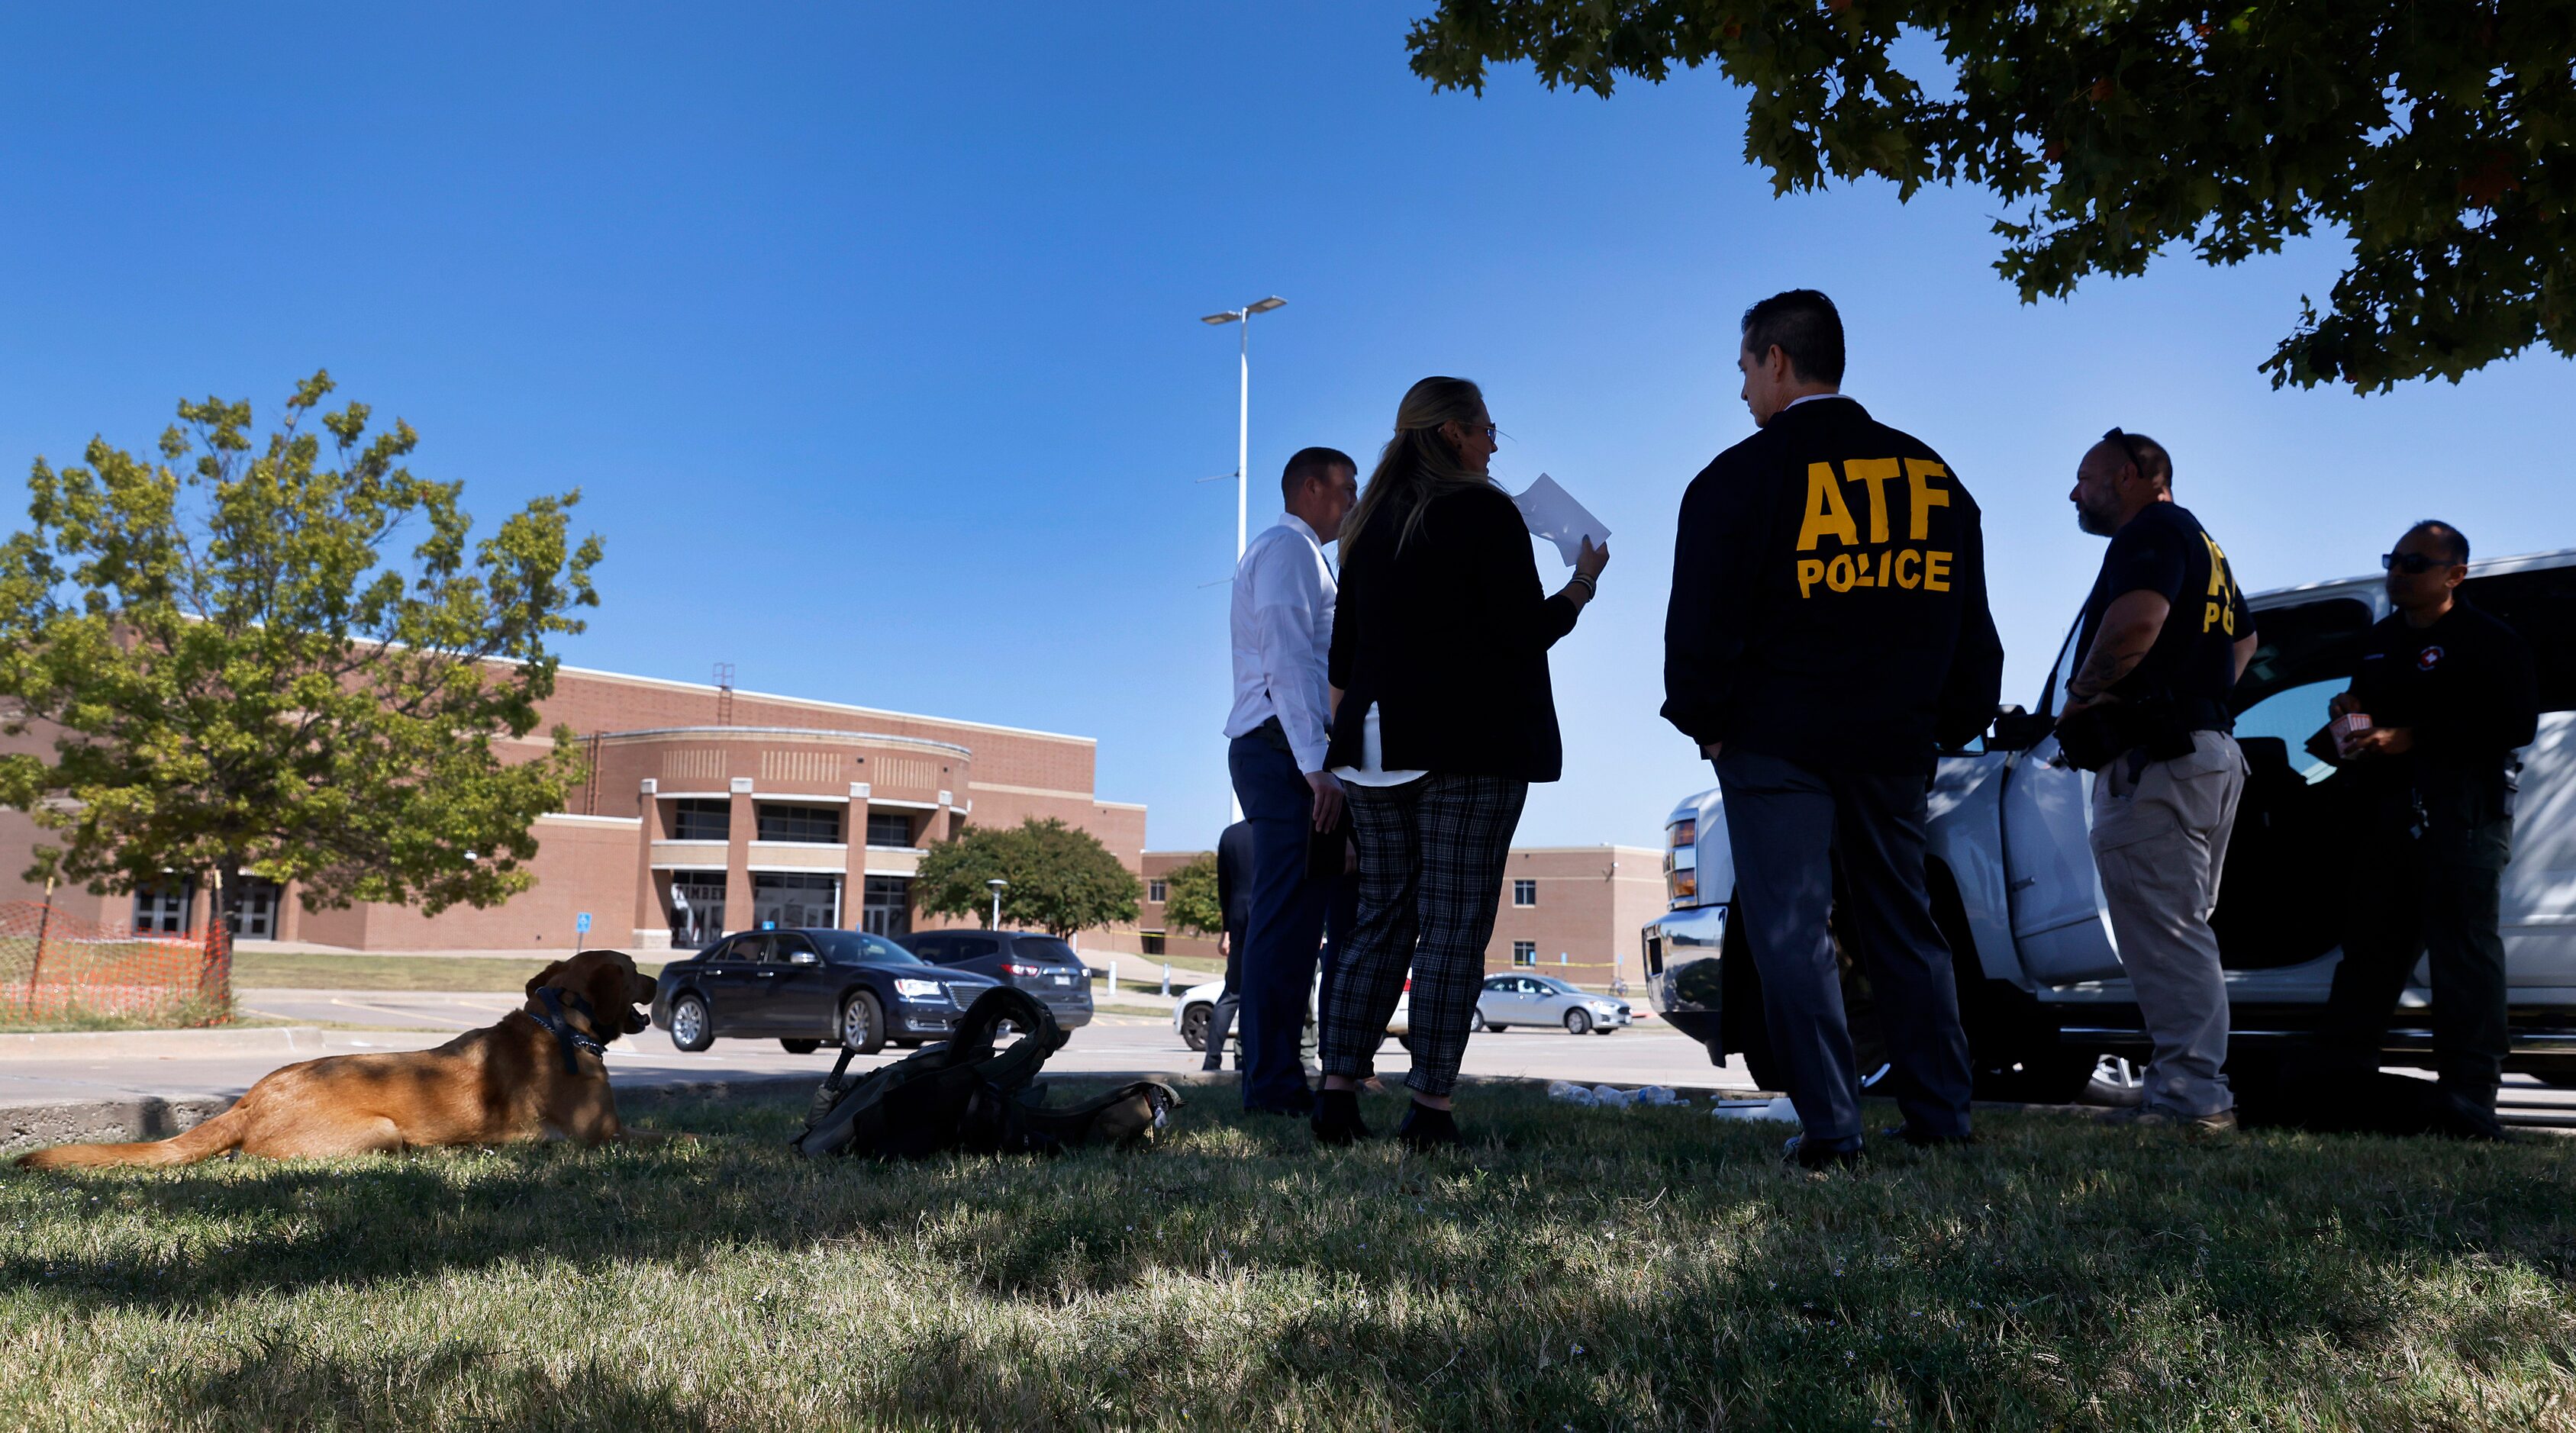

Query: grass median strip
left=2, top=1087, right=2570, bottom=1430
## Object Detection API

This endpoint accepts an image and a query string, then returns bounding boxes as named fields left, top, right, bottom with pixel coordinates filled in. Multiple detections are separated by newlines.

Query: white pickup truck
left=1642, top=548, right=2576, bottom=1100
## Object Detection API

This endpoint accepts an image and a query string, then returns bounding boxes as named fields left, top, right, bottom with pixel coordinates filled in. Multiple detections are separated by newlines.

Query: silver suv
left=1643, top=548, right=2576, bottom=1100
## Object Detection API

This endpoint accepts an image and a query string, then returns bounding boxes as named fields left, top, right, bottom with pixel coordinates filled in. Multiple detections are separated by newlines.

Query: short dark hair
left=1739, top=289, right=1846, bottom=386
left=2100, top=427, right=2174, bottom=490
left=1282, top=446, right=1355, bottom=501
left=2404, top=519, right=2470, bottom=564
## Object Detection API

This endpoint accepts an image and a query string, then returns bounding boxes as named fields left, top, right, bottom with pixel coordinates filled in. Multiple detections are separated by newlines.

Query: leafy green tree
left=914, top=816, right=1142, bottom=939
left=1157, top=852, right=1224, bottom=939
left=1407, top=2, right=2575, bottom=391
left=0, top=372, right=603, bottom=920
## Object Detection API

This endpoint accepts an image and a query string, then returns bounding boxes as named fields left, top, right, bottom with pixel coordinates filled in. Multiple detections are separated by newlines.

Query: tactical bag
left=789, top=984, right=1180, bottom=1160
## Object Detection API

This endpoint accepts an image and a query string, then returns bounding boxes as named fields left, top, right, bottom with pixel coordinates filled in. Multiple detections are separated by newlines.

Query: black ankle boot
left=1395, top=1101, right=1462, bottom=1151
left=1311, top=1089, right=1371, bottom=1146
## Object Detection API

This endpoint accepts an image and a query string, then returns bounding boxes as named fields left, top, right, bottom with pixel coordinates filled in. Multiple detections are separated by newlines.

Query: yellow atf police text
left=1794, top=458, right=1954, bottom=599
left=2200, top=531, right=2240, bottom=634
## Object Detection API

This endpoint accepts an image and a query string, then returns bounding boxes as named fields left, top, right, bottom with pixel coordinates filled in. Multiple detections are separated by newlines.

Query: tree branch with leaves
left=1156, top=852, right=1224, bottom=939
left=1409, top=1, right=2576, bottom=391
left=0, top=372, right=605, bottom=919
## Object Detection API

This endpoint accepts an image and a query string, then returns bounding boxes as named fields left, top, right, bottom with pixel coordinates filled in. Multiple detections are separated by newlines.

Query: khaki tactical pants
left=2089, top=730, right=2248, bottom=1118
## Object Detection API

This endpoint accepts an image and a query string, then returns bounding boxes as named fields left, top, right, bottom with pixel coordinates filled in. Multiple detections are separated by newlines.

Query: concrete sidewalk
left=0, top=1026, right=334, bottom=1061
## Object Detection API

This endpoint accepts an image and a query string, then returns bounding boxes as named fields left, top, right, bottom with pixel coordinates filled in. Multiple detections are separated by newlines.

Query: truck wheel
left=1971, top=1045, right=2096, bottom=1104
left=1926, top=863, right=2095, bottom=1105
left=1723, top=901, right=1886, bottom=1095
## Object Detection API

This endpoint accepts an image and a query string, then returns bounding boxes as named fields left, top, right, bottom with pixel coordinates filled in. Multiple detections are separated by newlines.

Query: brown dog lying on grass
left=18, top=948, right=660, bottom=1169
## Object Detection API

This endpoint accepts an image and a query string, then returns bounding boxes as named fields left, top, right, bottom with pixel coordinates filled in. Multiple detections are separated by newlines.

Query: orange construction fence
left=0, top=900, right=233, bottom=1026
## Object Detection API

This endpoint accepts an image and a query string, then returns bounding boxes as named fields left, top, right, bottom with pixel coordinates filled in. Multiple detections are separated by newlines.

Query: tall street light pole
left=1204, top=297, right=1285, bottom=830
left=1201, top=296, right=1285, bottom=561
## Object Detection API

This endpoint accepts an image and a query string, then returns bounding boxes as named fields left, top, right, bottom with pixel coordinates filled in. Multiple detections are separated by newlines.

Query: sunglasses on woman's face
left=2381, top=552, right=2449, bottom=575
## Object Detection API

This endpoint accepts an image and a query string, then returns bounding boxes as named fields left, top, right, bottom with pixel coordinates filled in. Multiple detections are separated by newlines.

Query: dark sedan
left=900, top=929, right=1094, bottom=1030
left=652, top=928, right=998, bottom=1055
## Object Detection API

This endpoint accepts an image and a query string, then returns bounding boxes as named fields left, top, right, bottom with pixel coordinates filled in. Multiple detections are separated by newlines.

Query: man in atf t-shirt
left=2059, top=428, right=2255, bottom=1132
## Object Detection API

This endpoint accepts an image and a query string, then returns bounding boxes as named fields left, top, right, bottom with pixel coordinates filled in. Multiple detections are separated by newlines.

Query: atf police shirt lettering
left=1792, top=457, right=1955, bottom=598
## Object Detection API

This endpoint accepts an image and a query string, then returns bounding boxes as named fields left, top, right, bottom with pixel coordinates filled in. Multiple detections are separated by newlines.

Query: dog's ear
left=524, top=960, right=569, bottom=998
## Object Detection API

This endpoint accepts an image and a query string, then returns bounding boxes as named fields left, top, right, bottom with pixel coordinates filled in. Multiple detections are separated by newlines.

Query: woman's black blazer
left=1326, top=483, right=1580, bottom=782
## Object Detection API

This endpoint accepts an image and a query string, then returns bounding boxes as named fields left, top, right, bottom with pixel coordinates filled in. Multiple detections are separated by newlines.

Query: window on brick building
left=1141, top=931, right=1165, bottom=955
left=670, top=799, right=730, bottom=841
left=1513, top=879, right=1536, bottom=906
left=1511, top=940, right=1536, bottom=968
left=757, top=803, right=843, bottom=844
left=866, top=811, right=917, bottom=847
left=1148, top=879, right=1167, bottom=903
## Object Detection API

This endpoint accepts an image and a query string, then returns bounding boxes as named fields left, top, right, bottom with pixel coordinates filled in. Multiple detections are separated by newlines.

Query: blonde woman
left=1311, top=377, right=1609, bottom=1150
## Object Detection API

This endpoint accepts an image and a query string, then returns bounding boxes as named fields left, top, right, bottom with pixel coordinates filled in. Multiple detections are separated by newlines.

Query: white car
left=1644, top=547, right=2576, bottom=1099
left=1174, top=974, right=1409, bottom=1052
left=1472, top=973, right=1632, bottom=1035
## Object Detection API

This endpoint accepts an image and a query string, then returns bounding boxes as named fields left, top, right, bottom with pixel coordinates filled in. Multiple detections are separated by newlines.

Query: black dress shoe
left=1395, top=1102, right=1463, bottom=1151
left=1781, top=1133, right=1863, bottom=1170
left=1311, top=1089, right=1372, bottom=1146
left=1881, top=1123, right=1975, bottom=1148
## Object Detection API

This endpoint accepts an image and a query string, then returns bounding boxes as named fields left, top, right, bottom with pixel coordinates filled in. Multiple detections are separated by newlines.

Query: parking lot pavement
left=6, top=988, right=2564, bottom=1124
left=0, top=987, right=1754, bottom=1106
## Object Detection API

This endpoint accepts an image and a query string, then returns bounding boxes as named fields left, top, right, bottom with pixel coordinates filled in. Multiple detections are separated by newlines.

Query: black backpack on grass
left=790, top=984, right=1181, bottom=1160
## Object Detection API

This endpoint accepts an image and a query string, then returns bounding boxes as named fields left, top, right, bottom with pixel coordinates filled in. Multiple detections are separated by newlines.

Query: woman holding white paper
left=1310, top=375, right=1610, bottom=1151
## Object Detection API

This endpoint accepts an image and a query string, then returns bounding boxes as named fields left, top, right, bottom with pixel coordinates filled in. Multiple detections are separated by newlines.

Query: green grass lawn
left=0, top=993, right=236, bottom=1035
left=2, top=1087, right=2571, bottom=1431
left=228, top=951, right=663, bottom=992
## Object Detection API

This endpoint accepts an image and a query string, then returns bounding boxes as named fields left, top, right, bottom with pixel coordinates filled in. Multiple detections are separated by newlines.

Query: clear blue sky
left=4, top=5, right=2568, bottom=852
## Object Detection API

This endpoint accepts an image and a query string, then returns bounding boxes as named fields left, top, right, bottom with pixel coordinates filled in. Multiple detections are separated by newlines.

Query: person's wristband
left=1568, top=572, right=1598, bottom=597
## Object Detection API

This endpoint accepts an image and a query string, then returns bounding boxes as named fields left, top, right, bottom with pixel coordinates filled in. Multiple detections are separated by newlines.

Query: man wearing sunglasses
left=2061, top=428, right=2257, bottom=1132
left=2319, top=521, right=2538, bottom=1119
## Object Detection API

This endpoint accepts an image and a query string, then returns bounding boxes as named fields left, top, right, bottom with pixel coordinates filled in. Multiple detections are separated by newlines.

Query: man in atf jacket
left=1662, top=288, right=2004, bottom=1169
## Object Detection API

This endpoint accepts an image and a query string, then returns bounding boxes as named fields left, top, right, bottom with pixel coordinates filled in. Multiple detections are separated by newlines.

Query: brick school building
left=0, top=663, right=1146, bottom=955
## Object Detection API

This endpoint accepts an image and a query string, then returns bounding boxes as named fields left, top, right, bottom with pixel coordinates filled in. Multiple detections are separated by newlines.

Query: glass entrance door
left=668, top=874, right=727, bottom=948
left=231, top=878, right=282, bottom=939
left=752, top=872, right=840, bottom=932
left=133, top=881, right=193, bottom=935
left=862, top=876, right=911, bottom=937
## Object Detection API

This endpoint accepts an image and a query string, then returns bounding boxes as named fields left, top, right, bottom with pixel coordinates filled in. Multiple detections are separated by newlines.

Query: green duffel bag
left=791, top=985, right=1179, bottom=1159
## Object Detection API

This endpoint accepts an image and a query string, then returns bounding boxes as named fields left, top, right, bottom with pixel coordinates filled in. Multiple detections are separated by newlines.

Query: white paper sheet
left=1511, top=472, right=1610, bottom=568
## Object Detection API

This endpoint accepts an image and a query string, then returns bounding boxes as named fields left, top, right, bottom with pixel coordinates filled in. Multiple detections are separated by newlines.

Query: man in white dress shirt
left=1224, top=446, right=1359, bottom=1115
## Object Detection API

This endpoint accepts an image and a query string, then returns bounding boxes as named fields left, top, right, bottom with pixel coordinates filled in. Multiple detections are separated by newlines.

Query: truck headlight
left=892, top=978, right=949, bottom=1002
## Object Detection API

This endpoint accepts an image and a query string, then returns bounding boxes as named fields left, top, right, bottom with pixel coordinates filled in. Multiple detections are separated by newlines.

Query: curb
left=0, top=1026, right=332, bottom=1061
left=1, top=1093, right=239, bottom=1158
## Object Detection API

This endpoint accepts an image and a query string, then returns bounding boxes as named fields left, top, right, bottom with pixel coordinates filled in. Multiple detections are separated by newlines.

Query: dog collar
left=531, top=987, right=608, bottom=1074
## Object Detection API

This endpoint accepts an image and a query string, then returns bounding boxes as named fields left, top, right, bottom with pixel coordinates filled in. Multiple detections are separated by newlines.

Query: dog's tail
left=17, top=1103, right=250, bottom=1170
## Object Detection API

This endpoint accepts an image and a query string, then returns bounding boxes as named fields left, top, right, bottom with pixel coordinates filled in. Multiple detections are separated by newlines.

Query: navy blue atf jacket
left=1661, top=396, right=2004, bottom=774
